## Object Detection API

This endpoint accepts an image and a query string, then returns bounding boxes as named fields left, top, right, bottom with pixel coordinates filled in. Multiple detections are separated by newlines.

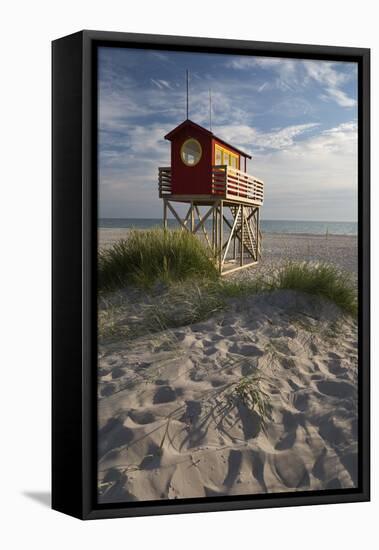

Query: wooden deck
left=158, top=165, right=264, bottom=207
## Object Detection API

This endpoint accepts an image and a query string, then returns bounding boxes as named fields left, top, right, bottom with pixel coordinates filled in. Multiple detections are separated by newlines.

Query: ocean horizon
left=99, top=218, right=357, bottom=236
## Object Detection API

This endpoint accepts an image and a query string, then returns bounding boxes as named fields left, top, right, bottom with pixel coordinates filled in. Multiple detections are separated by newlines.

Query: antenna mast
left=186, top=69, right=189, bottom=119
left=209, top=88, right=212, bottom=131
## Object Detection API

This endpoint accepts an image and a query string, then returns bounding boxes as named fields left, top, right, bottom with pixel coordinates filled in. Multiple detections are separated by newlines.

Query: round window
left=180, top=138, right=202, bottom=166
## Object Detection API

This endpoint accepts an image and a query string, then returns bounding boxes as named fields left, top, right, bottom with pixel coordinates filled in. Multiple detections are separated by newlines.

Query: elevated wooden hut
left=158, top=119, right=264, bottom=275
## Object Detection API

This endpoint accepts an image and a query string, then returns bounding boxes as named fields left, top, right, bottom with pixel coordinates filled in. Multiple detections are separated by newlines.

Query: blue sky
left=98, top=47, right=358, bottom=221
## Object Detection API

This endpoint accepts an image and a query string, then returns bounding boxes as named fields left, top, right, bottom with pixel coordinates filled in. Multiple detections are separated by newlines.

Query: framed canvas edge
left=52, top=30, right=370, bottom=520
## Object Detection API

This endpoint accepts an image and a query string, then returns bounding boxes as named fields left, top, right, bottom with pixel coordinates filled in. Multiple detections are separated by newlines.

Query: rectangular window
left=222, top=151, right=230, bottom=165
left=215, top=145, right=239, bottom=168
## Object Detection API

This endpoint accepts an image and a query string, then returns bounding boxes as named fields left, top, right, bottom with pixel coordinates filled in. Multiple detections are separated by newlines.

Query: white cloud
left=322, top=87, right=356, bottom=108
left=302, top=60, right=347, bottom=88
left=253, top=121, right=358, bottom=220
left=151, top=79, right=173, bottom=90
left=227, top=56, right=357, bottom=108
left=303, top=60, right=356, bottom=107
left=212, top=122, right=319, bottom=153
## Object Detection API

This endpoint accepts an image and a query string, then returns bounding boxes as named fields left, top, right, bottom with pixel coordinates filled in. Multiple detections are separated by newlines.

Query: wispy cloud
left=321, top=87, right=356, bottom=107
left=212, top=122, right=319, bottom=153
left=227, top=56, right=357, bottom=108
left=151, top=78, right=173, bottom=90
left=303, top=60, right=357, bottom=107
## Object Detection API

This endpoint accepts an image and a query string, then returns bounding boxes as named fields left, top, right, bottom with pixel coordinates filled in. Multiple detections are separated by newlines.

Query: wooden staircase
left=230, top=206, right=261, bottom=260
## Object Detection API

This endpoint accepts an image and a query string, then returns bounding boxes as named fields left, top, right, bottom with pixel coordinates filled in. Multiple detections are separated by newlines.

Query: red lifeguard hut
left=158, top=118, right=264, bottom=275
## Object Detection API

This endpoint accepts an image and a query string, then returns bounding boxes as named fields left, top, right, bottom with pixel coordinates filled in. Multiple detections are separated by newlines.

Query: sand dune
left=98, top=289, right=358, bottom=503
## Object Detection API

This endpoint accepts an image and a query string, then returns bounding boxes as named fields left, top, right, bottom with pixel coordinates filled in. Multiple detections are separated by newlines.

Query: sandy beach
left=97, top=231, right=358, bottom=502
left=98, top=290, right=357, bottom=502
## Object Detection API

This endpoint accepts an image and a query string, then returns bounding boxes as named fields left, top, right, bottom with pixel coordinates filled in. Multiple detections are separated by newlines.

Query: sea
left=99, top=218, right=357, bottom=236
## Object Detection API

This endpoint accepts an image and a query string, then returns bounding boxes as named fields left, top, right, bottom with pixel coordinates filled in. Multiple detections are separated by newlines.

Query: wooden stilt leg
left=219, top=201, right=223, bottom=274
left=256, top=207, right=260, bottom=260
left=212, top=207, right=215, bottom=252
left=240, top=205, right=244, bottom=267
left=163, top=199, right=167, bottom=230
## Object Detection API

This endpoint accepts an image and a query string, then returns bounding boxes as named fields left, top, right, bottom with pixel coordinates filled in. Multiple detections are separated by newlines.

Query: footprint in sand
left=103, top=467, right=123, bottom=483
left=340, top=452, right=358, bottom=486
left=326, top=478, right=342, bottom=489
left=236, top=402, right=261, bottom=439
left=210, top=378, right=226, bottom=388
left=98, top=417, right=134, bottom=458
left=138, top=442, right=162, bottom=470
left=318, top=416, right=348, bottom=447
left=327, top=360, right=348, bottom=377
left=223, top=450, right=243, bottom=488
left=281, top=357, right=297, bottom=370
left=220, top=325, right=237, bottom=337
left=312, top=448, right=328, bottom=480
left=287, top=379, right=301, bottom=391
left=282, top=410, right=300, bottom=432
left=98, top=367, right=110, bottom=377
left=277, top=430, right=297, bottom=451
left=189, top=368, right=206, bottom=382
left=128, top=410, right=156, bottom=425
left=250, top=451, right=267, bottom=492
left=328, top=351, right=342, bottom=360
left=293, top=390, right=311, bottom=412
left=153, top=385, right=176, bottom=404
left=229, top=343, right=264, bottom=356
left=316, top=379, right=356, bottom=399
left=179, top=400, right=202, bottom=425
left=111, top=367, right=126, bottom=379
left=273, top=453, right=310, bottom=489
left=100, top=382, right=117, bottom=397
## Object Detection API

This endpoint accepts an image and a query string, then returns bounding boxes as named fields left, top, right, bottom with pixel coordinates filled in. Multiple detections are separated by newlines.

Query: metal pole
left=186, top=69, right=189, bottom=119
left=209, top=88, right=212, bottom=131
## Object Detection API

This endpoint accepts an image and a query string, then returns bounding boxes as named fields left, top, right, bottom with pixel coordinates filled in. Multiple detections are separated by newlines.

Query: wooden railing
left=158, top=165, right=264, bottom=205
left=158, top=167, right=172, bottom=197
left=212, top=165, right=264, bottom=205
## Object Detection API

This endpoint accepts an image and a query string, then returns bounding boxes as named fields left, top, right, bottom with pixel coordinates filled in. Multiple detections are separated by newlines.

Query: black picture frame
left=52, top=30, right=370, bottom=520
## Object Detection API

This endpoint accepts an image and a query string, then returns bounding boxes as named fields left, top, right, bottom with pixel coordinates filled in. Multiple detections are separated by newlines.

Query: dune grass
left=215, top=262, right=357, bottom=316
left=233, top=375, right=272, bottom=424
left=98, top=228, right=218, bottom=290
left=98, top=229, right=357, bottom=317
left=270, top=262, right=357, bottom=316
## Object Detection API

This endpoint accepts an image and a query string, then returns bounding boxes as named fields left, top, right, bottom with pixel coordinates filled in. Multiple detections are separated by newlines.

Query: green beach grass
left=270, top=262, right=357, bottom=316
left=98, top=228, right=218, bottom=290
left=98, top=230, right=357, bottom=317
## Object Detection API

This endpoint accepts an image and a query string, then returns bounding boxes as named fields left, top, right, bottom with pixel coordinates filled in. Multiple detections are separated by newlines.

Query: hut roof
left=164, top=119, right=252, bottom=159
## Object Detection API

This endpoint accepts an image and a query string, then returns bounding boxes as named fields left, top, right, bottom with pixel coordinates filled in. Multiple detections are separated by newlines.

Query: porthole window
left=180, top=138, right=202, bottom=166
